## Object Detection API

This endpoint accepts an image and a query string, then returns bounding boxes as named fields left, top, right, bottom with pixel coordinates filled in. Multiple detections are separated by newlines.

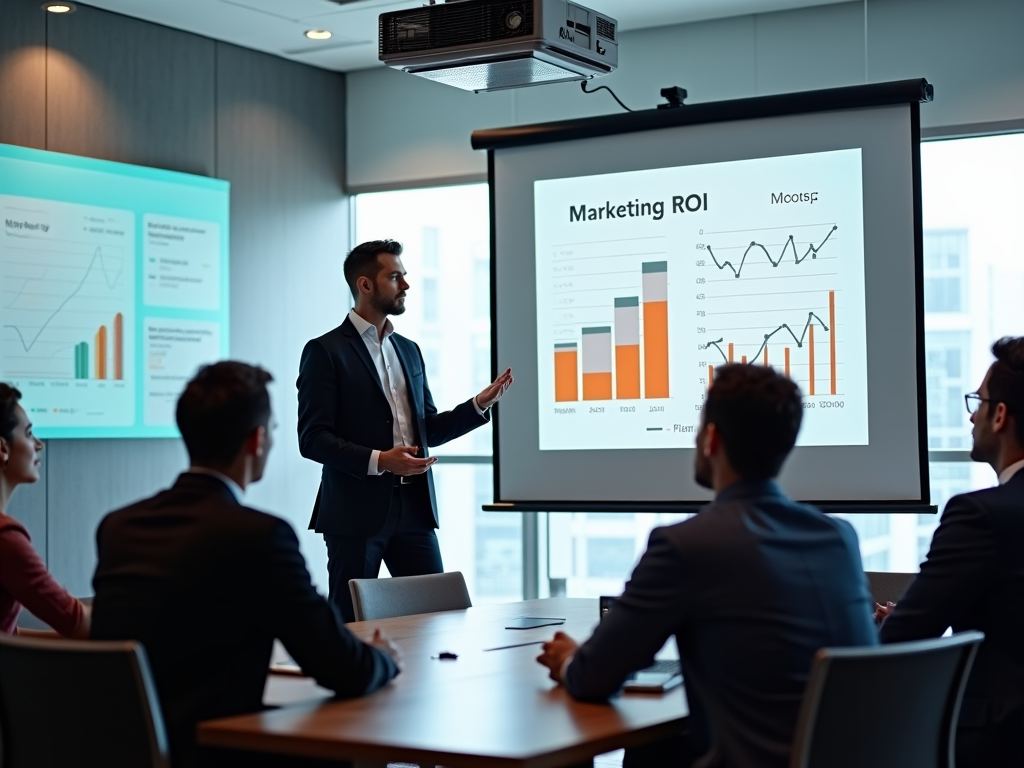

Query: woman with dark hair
left=0, top=383, right=89, bottom=637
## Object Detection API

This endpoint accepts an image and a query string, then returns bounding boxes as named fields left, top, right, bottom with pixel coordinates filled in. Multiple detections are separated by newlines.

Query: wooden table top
left=198, top=597, right=688, bottom=768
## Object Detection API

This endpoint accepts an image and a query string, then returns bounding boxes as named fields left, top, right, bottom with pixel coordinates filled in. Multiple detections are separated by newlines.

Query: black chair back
left=790, top=631, right=983, bottom=768
left=0, top=633, right=169, bottom=768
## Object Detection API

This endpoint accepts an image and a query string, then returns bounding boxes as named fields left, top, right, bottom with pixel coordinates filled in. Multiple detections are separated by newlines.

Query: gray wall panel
left=866, top=0, right=1024, bottom=129
left=215, top=44, right=348, bottom=584
left=756, top=2, right=865, bottom=94
left=0, top=0, right=46, bottom=150
left=1, top=0, right=48, bottom=553
left=45, top=3, right=215, bottom=175
left=46, top=439, right=186, bottom=595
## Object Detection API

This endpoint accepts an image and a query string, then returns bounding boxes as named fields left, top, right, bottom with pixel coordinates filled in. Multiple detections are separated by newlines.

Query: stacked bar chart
left=547, top=261, right=672, bottom=404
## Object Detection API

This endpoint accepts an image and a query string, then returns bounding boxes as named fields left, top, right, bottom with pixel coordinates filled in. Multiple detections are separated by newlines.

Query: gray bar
left=614, top=298, right=640, bottom=346
left=582, top=327, right=612, bottom=373
left=643, top=262, right=668, bottom=303
left=554, top=342, right=577, bottom=350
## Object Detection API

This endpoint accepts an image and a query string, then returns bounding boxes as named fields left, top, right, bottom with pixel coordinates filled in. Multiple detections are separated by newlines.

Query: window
left=353, top=185, right=517, bottom=600
left=354, top=132, right=1024, bottom=602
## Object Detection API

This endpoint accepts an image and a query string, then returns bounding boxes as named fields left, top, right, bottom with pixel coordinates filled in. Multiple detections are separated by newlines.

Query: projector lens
left=506, top=11, right=523, bottom=30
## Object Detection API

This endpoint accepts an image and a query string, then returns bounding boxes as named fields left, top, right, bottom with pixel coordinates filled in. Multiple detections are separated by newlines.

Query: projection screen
left=474, top=80, right=933, bottom=511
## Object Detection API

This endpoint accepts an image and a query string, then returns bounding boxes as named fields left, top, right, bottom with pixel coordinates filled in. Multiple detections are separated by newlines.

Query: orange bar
left=95, top=325, right=107, bottom=380
left=615, top=345, right=641, bottom=399
left=763, top=344, right=768, bottom=367
left=113, top=312, right=123, bottom=380
left=741, top=355, right=747, bottom=364
left=554, top=349, right=578, bottom=402
left=707, top=365, right=714, bottom=389
left=829, top=291, right=836, bottom=395
left=582, top=372, right=613, bottom=400
left=728, top=343, right=734, bottom=363
left=808, top=323, right=816, bottom=396
left=785, top=347, right=791, bottom=378
left=643, top=301, right=669, bottom=398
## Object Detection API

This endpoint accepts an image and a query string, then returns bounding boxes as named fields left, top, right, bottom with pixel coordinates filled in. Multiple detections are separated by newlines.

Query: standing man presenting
left=298, top=239, right=513, bottom=621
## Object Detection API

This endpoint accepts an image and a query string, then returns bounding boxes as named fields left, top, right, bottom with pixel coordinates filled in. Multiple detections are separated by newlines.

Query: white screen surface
left=535, top=148, right=868, bottom=451
left=493, top=104, right=925, bottom=505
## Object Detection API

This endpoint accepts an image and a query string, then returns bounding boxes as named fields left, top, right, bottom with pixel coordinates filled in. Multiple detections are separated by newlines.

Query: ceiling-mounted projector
left=379, top=0, right=618, bottom=93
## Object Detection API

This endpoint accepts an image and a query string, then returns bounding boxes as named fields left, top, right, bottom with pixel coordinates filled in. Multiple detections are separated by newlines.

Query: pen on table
left=483, top=640, right=546, bottom=652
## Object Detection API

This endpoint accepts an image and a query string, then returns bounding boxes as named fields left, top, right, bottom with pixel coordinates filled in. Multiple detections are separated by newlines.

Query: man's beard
left=370, top=290, right=406, bottom=316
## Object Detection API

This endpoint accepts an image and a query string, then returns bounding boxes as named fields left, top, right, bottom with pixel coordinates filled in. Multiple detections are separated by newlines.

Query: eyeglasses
left=965, top=393, right=994, bottom=415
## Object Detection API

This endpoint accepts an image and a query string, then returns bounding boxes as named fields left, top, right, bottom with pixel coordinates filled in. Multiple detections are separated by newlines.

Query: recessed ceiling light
left=42, top=1, right=76, bottom=12
left=305, top=30, right=332, bottom=41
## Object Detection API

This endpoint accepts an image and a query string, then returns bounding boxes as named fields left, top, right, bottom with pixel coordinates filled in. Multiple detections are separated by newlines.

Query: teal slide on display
left=0, top=143, right=229, bottom=438
left=534, top=149, right=868, bottom=451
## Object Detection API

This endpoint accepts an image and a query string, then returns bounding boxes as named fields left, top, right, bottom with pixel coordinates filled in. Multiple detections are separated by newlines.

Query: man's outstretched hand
left=477, top=367, right=514, bottom=410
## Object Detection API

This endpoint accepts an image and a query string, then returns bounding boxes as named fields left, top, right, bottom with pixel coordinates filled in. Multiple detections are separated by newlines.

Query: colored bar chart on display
left=534, top=147, right=869, bottom=451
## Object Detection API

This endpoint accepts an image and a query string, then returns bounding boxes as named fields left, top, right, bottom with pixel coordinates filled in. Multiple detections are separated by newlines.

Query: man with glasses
left=878, top=336, right=1024, bottom=768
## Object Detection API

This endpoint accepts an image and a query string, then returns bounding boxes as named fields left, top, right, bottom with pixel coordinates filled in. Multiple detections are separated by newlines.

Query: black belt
left=392, top=474, right=417, bottom=486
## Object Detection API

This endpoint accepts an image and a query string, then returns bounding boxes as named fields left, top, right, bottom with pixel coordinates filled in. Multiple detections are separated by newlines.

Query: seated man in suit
left=91, top=362, right=400, bottom=768
left=536, top=364, right=877, bottom=768
left=879, top=336, right=1024, bottom=768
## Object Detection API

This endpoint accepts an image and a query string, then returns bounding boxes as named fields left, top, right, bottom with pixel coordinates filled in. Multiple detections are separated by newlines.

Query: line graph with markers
left=534, top=147, right=869, bottom=451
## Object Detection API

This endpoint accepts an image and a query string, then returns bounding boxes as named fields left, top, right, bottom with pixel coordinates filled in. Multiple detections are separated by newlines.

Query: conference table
left=198, top=597, right=688, bottom=768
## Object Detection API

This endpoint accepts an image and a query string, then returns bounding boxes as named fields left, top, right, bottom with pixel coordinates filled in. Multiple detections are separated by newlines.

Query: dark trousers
left=325, top=477, right=443, bottom=622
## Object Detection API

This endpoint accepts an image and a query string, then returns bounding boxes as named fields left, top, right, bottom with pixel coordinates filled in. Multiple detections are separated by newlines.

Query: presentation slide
left=535, top=149, right=868, bottom=451
left=0, top=143, right=229, bottom=438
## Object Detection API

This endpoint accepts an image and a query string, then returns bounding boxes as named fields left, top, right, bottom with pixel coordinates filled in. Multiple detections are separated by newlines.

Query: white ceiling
left=75, top=0, right=848, bottom=73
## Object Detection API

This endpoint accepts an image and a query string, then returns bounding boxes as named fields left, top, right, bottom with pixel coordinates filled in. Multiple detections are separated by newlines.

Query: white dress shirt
left=347, top=309, right=416, bottom=475
left=187, top=466, right=244, bottom=503
left=348, top=309, right=488, bottom=475
left=998, top=457, right=1024, bottom=485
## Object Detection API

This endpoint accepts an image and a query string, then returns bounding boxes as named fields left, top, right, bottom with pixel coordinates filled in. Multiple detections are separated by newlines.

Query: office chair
left=790, top=631, right=983, bottom=768
left=865, top=571, right=915, bottom=607
left=349, top=571, right=472, bottom=621
left=0, top=633, right=169, bottom=768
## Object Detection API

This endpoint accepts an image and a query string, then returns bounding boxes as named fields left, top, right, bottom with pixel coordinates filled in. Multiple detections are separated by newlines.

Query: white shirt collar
left=998, top=457, right=1024, bottom=485
left=187, top=467, right=245, bottom=503
left=348, top=308, right=393, bottom=342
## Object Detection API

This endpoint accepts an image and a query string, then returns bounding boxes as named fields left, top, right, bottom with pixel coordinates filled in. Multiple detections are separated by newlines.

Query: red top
left=0, top=511, right=82, bottom=636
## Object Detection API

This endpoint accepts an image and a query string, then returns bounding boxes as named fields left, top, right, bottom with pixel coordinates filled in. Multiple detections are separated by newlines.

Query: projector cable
left=580, top=80, right=633, bottom=113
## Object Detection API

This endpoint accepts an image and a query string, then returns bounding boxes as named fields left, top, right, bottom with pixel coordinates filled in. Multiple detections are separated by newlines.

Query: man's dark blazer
left=297, top=317, right=487, bottom=537
left=880, top=470, right=1024, bottom=768
left=563, top=480, right=878, bottom=768
left=90, top=473, right=398, bottom=768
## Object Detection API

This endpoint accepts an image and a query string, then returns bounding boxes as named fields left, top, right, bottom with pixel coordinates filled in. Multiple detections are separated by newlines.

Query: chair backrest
left=0, top=633, right=170, bottom=768
left=790, top=631, right=984, bottom=768
left=349, top=572, right=472, bottom=621
left=865, top=571, right=916, bottom=606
